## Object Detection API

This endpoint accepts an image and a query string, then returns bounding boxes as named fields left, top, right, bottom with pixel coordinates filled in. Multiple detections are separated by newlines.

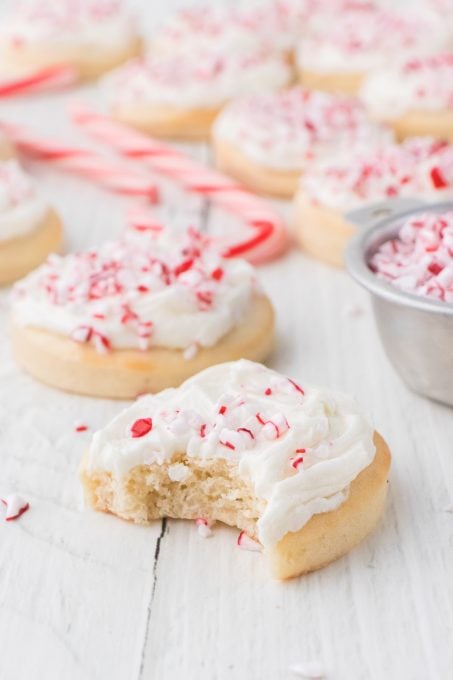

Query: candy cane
left=71, top=106, right=287, bottom=263
left=0, top=64, right=78, bottom=98
left=0, top=122, right=159, bottom=201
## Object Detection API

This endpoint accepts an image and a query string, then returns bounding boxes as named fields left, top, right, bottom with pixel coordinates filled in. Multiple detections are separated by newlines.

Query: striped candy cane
left=71, top=106, right=288, bottom=263
left=0, top=122, right=158, bottom=201
left=0, top=65, right=78, bottom=98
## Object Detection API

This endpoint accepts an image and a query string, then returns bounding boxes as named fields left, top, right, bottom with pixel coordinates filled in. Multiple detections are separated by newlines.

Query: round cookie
left=0, top=160, right=62, bottom=285
left=293, top=137, right=453, bottom=267
left=103, top=47, right=292, bottom=141
left=269, top=432, right=390, bottom=578
left=297, top=5, right=451, bottom=95
left=360, top=53, right=453, bottom=142
left=11, top=226, right=275, bottom=398
left=80, top=359, right=391, bottom=579
left=212, top=87, right=391, bottom=198
left=0, top=0, right=142, bottom=81
left=152, top=1, right=306, bottom=61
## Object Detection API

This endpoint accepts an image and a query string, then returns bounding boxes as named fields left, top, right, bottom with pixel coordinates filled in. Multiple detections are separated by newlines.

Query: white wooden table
left=1, top=2, right=453, bottom=678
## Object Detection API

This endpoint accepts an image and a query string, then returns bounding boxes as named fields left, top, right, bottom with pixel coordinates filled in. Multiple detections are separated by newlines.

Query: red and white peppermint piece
left=263, top=412, right=289, bottom=439
left=92, top=332, right=111, bottom=354
left=287, top=378, right=305, bottom=396
left=1, top=494, right=29, bottom=521
left=71, top=325, right=93, bottom=343
left=131, top=418, right=153, bottom=438
left=291, top=449, right=306, bottom=470
left=195, top=518, right=214, bottom=538
left=237, top=530, right=262, bottom=552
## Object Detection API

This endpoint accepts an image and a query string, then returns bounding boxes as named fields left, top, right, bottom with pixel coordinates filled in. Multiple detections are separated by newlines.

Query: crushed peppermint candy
left=370, top=210, right=453, bottom=303
left=12, top=226, right=256, bottom=354
left=291, top=449, right=306, bottom=469
left=214, top=87, right=390, bottom=171
left=138, top=372, right=310, bottom=459
left=401, top=53, right=453, bottom=108
left=301, top=138, right=453, bottom=212
left=105, top=46, right=290, bottom=109
left=2, top=0, right=130, bottom=37
left=195, top=517, right=214, bottom=538
left=1, top=494, right=29, bottom=521
left=131, top=368, right=318, bottom=481
left=237, top=530, right=262, bottom=551
left=361, top=52, right=453, bottom=118
left=74, top=421, right=89, bottom=432
left=299, top=5, right=448, bottom=64
left=154, top=2, right=307, bottom=54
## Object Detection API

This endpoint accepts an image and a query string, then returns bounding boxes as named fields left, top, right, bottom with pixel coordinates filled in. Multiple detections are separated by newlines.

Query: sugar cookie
left=81, top=359, right=390, bottom=579
left=11, top=227, right=274, bottom=397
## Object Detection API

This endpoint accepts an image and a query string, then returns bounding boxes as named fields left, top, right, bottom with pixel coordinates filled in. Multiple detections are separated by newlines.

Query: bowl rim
left=345, top=200, right=453, bottom=316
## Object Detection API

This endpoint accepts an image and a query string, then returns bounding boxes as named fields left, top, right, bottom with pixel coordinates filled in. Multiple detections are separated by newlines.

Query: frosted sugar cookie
left=294, top=138, right=453, bottom=266
left=152, top=1, right=307, bottom=59
left=213, top=87, right=391, bottom=198
left=103, top=47, right=292, bottom=141
left=360, top=53, right=453, bottom=142
left=0, top=160, right=62, bottom=285
left=81, top=359, right=391, bottom=579
left=11, top=227, right=274, bottom=398
left=297, top=5, right=451, bottom=95
left=0, top=0, right=142, bottom=81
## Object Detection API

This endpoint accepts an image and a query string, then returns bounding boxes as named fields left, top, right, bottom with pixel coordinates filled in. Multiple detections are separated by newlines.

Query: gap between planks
left=137, top=518, right=169, bottom=680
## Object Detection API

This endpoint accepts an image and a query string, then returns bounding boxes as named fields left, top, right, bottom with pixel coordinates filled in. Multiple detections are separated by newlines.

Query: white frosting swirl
left=0, top=160, right=49, bottom=243
left=86, top=359, right=376, bottom=547
left=0, top=0, right=137, bottom=49
left=12, top=227, right=258, bottom=353
left=297, top=6, right=451, bottom=73
left=360, top=53, right=453, bottom=120
left=299, top=138, right=453, bottom=212
left=103, top=48, right=291, bottom=110
left=213, top=87, right=392, bottom=171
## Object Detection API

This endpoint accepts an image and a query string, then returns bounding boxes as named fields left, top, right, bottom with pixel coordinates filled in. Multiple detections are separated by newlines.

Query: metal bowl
left=345, top=199, right=453, bottom=407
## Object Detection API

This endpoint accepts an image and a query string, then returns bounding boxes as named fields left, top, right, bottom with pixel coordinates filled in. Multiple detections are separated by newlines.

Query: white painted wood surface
left=1, top=2, right=453, bottom=679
